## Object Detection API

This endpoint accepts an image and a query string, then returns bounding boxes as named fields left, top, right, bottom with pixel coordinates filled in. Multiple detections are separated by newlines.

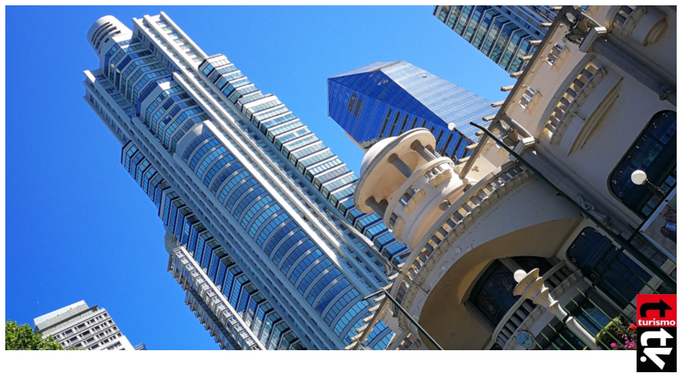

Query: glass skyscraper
left=433, top=6, right=555, bottom=73
left=327, top=61, right=496, bottom=160
left=83, top=12, right=404, bottom=350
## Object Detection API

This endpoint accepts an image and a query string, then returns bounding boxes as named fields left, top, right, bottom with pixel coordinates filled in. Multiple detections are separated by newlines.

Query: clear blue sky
left=5, top=6, right=512, bottom=350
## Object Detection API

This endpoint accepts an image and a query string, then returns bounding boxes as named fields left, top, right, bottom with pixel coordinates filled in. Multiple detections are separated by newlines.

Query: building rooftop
left=33, top=300, right=90, bottom=331
left=329, top=61, right=400, bottom=78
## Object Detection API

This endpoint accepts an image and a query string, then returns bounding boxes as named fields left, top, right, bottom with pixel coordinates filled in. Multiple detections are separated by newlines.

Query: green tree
left=5, top=320, right=64, bottom=350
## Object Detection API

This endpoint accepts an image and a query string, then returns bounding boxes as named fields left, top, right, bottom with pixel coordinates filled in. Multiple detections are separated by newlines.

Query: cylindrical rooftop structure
left=355, top=128, right=468, bottom=250
left=87, top=15, right=132, bottom=52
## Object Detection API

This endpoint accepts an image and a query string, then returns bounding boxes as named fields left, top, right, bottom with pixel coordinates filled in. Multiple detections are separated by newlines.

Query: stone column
left=513, top=269, right=602, bottom=350
left=365, top=196, right=386, bottom=218
left=410, top=140, right=437, bottom=162
left=388, top=154, right=414, bottom=178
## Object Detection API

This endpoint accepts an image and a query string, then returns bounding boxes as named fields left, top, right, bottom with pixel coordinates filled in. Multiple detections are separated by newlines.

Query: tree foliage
left=5, top=320, right=64, bottom=350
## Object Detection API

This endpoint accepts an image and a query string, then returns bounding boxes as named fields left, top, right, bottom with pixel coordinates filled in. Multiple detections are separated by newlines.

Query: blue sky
left=5, top=6, right=512, bottom=350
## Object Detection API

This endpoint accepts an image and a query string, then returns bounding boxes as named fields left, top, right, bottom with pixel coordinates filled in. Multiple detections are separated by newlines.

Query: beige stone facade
left=351, top=6, right=676, bottom=350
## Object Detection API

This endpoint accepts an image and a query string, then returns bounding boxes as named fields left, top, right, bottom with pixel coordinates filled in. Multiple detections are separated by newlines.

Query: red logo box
left=637, top=294, right=677, bottom=327
left=636, top=294, right=677, bottom=372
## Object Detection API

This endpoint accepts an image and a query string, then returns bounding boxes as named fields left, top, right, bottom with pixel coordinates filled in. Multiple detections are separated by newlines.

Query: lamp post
left=513, top=268, right=602, bottom=350
left=362, top=289, right=443, bottom=350
left=631, top=169, right=667, bottom=197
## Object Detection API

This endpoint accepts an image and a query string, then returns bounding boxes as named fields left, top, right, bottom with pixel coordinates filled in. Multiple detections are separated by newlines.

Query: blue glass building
left=433, top=6, right=556, bottom=74
left=83, top=12, right=402, bottom=350
left=328, top=61, right=496, bottom=160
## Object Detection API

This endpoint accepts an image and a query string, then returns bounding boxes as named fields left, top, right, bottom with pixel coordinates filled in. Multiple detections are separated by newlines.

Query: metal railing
left=534, top=277, right=641, bottom=350
left=170, top=248, right=263, bottom=350
left=510, top=254, right=673, bottom=351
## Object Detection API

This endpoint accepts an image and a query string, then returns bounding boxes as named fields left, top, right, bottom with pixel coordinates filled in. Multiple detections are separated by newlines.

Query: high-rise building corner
left=433, top=6, right=556, bottom=74
left=33, top=300, right=136, bottom=350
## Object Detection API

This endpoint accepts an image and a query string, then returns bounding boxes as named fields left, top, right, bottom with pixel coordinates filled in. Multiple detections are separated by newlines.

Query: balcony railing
left=611, top=6, right=636, bottom=29
left=544, top=61, right=604, bottom=142
left=393, top=162, right=531, bottom=307
left=169, top=248, right=262, bottom=350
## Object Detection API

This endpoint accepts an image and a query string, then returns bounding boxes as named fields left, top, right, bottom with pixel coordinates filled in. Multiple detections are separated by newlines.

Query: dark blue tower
left=327, top=61, right=496, bottom=160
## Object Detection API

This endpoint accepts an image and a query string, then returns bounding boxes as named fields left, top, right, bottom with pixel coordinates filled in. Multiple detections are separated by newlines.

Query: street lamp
left=361, top=289, right=443, bottom=350
left=631, top=169, right=667, bottom=196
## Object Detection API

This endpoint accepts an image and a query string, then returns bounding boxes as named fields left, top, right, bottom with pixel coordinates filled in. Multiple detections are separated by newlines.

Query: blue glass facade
left=123, top=143, right=300, bottom=349
left=85, top=13, right=398, bottom=349
left=433, top=6, right=555, bottom=74
left=328, top=61, right=496, bottom=159
left=197, top=56, right=408, bottom=265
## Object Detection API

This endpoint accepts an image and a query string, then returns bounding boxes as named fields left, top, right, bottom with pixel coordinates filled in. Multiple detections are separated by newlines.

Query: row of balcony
left=170, top=248, right=261, bottom=350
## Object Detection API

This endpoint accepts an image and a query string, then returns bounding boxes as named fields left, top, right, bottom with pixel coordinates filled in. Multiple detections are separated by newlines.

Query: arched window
left=609, top=111, right=676, bottom=217
left=470, top=257, right=553, bottom=327
left=470, top=261, right=517, bottom=326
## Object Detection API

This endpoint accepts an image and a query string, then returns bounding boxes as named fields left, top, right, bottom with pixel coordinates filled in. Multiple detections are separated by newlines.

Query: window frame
left=607, top=110, right=676, bottom=218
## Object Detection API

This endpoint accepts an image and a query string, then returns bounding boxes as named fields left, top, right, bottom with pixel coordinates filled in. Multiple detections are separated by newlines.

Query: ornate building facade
left=351, top=5, right=676, bottom=350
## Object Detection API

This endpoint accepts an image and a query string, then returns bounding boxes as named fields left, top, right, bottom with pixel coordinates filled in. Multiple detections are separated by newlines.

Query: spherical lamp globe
left=631, top=170, right=648, bottom=185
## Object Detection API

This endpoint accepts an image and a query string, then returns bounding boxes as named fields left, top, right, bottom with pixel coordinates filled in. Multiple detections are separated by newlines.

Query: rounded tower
left=87, top=15, right=132, bottom=54
left=355, top=128, right=469, bottom=250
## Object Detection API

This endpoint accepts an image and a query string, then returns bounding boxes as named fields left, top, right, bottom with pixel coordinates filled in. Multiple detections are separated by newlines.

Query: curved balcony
left=385, top=158, right=456, bottom=222
left=386, top=158, right=462, bottom=246
left=391, top=162, right=532, bottom=311
left=610, top=6, right=668, bottom=46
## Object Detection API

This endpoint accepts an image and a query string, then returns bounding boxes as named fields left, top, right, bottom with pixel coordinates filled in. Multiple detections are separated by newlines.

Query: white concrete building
left=351, top=5, right=676, bottom=350
left=34, top=300, right=135, bottom=350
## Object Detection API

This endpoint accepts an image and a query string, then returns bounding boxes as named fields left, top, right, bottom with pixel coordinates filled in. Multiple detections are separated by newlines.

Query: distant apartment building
left=33, top=300, right=135, bottom=350
left=328, top=61, right=496, bottom=161
left=433, top=6, right=555, bottom=73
